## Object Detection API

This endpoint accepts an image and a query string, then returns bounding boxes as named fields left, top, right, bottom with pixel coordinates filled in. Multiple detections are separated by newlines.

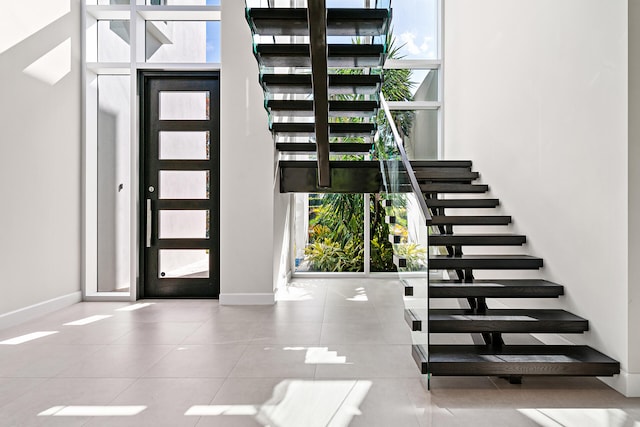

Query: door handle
left=146, top=199, right=152, bottom=248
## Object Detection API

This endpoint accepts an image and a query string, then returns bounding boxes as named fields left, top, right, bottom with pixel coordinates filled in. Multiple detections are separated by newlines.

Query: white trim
left=599, top=370, right=640, bottom=397
left=219, top=293, right=276, bottom=305
left=0, top=292, right=82, bottom=330
left=386, top=101, right=441, bottom=110
left=137, top=7, right=221, bottom=21
left=384, top=59, right=441, bottom=69
left=86, top=5, right=130, bottom=20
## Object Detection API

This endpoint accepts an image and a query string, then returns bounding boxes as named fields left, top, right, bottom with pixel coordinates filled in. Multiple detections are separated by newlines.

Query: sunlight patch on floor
left=518, top=408, right=640, bottom=427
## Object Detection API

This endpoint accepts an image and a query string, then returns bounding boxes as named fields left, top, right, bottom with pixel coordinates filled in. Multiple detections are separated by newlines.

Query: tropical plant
left=303, top=31, right=420, bottom=273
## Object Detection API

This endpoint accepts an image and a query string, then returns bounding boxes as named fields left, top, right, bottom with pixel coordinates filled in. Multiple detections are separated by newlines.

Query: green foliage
left=394, top=243, right=428, bottom=270
left=302, top=31, right=423, bottom=273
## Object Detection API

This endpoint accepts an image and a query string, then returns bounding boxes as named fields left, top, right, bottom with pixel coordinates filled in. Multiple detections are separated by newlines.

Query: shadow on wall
left=1, top=1, right=73, bottom=86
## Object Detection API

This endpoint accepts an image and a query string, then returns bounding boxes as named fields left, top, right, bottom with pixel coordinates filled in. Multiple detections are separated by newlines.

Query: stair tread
left=276, top=143, right=371, bottom=153
left=426, top=308, right=588, bottom=333
left=267, top=99, right=378, bottom=118
left=420, top=183, right=488, bottom=193
left=405, top=308, right=588, bottom=333
left=248, top=8, right=391, bottom=37
left=430, top=215, right=511, bottom=225
left=414, top=170, right=479, bottom=181
left=429, top=234, right=526, bottom=246
left=429, top=254, right=543, bottom=270
left=255, top=44, right=385, bottom=67
left=271, top=122, right=376, bottom=137
left=429, top=279, right=564, bottom=298
left=261, top=74, right=382, bottom=95
left=410, top=160, right=472, bottom=168
left=426, top=199, right=500, bottom=208
left=420, top=344, right=620, bottom=376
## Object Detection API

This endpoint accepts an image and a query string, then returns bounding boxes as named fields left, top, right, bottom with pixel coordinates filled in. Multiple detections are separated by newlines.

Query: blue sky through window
left=206, top=0, right=220, bottom=62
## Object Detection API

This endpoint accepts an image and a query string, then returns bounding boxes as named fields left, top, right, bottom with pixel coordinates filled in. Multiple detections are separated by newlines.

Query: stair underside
left=280, top=160, right=381, bottom=193
left=255, top=44, right=385, bottom=67
left=261, top=74, right=382, bottom=95
left=427, top=308, right=588, bottom=333
left=429, top=255, right=543, bottom=270
left=429, top=234, right=526, bottom=246
left=414, top=345, right=620, bottom=376
left=429, top=279, right=564, bottom=298
left=247, top=8, right=391, bottom=36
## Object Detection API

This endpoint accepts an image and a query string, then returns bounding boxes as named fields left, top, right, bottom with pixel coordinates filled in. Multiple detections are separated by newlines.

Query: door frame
left=138, top=70, right=220, bottom=299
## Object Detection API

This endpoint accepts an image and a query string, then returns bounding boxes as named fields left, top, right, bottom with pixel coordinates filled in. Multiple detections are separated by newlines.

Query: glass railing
left=377, top=91, right=431, bottom=382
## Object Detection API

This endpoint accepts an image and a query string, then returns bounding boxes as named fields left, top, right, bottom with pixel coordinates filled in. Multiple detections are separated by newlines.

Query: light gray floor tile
left=0, top=378, right=135, bottom=427
left=229, top=345, right=317, bottom=378
left=181, top=320, right=261, bottom=345
left=56, top=345, right=175, bottom=378
left=320, top=322, right=387, bottom=345
left=84, top=378, right=225, bottom=427
left=250, top=322, right=323, bottom=345
left=142, top=345, right=248, bottom=378
left=0, top=278, right=638, bottom=427
left=314, top=344, right=420, bottom=379
left=112, top=321, right=203, bottom=345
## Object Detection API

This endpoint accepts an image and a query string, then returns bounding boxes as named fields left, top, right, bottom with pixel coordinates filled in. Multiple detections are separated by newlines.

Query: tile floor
left=0, top=278, right=638, bottom=426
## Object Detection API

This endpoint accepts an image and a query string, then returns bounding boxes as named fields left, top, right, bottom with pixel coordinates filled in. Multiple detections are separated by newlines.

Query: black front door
left=140, top=72, right=219, bottom=298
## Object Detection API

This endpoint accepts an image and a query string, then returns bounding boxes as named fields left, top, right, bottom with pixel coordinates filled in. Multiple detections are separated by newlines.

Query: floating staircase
left=245, top=1, right=390, bottom=189
left=402, top=161, right=620, bottom=382
left=246, top=2, right=619, bottom=384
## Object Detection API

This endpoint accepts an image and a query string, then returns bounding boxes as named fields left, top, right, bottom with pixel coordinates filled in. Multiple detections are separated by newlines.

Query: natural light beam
left=0, top=331, right=58, bottom=345
left=185, top=405, right=259, bottom=416
left=282, top=347, right=349, bottom=364
left=518, top=408, right=640, bottom=427
left=116, top=303, right=155, bottom=312
left=38, top=406, right=147, bottom=417
left=22, top=38, right=71, bottom=85
left=0, top=0, right=70, bottom=55
left=258, top=380, right=371, bottom=427
left=63, top=315, right=112, bottom=326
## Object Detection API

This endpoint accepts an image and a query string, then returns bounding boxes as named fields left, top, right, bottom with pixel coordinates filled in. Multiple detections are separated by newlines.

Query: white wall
left=629, top=0, right=640, bottom=394
left=219, top=0, right=278, bottom=304
left=0, top=0, right=82, bottom=315
left=444, top=0, right=633, bottom=393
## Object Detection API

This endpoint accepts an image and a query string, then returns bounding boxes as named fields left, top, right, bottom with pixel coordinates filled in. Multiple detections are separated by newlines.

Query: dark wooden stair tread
left=430, top=215, right=511, bottom=225
left=276, top=143, right=371, bottom=153
left=426, top=199, right=500, bottom=209
left=255, top=44, right=385, bottom=67
left=429, top=279, right=564, bottom=298
left=247, top=8, right=391, bottom=37
left=271, top=122, right=376, bottom=137
left=429, top=234, right=526, bottom=246
left=410, top=160, right=472, bottom=168
left=426, top=308, right=588, bottom=333
left=261, top=74, right=382, bottom=95
left=414, top=169, right=479, bottom=181
left=267, top=99, right=378, bottom=118
left=414, top=345, right=620, bottom=376
left=429, top=254, right=543, bottom=270
left=420, top=183, right=488, bottom=193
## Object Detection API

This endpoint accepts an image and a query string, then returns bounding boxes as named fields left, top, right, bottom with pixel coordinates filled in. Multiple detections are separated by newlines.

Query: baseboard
left=0, top=291, right=82, bottom=330
left=219, top=293, right=275, bottom=305
left=600, top=370, right=640, bottom=397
